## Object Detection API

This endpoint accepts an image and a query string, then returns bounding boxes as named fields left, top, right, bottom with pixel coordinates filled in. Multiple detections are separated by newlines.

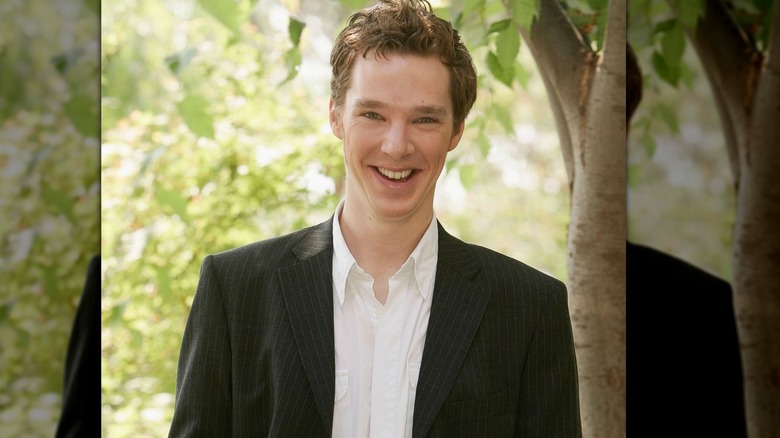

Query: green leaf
left=42, top=187, right=75, bottom=222
left=458, top=163, right=479, bottom=189
left=446, top=155, right=460, bottom=173
left=628, top=0, right=653, bottom=47
left=165, top=48, right=198, bottom=75
left=508, top=0, right=540, bottom=30
left=661, top=22, right=685, bottom=70
left=0, top=300, right=15, bottom=325
left=64, top=94, right=99, bottom=138
left=153, top=265, right=173, bottom=302
left=587, top=0, right=608, bottom=9
left=651, top=50, right=679, bottom=86
left=109, top=301, right=128, bottom=326
left=129, top=327, right=144, bottom=348
left=487, top=51, right=514, bottom=87
left=288, top=18, right=306, bottom=47
left=627, top=163, right=644, bottom=188
left=340, top=0, right=369, bottom=9
left=490, top=105, right=515, bottom=135
left=641, top=129, right=657, bottom=157
left=656, top=103, right=680, bottom=134
left=674, top=0, right=704, bottom=29
left=487, top=19, right=512, bottom=34
left=156, top=189, right=189, bottom=222
left=464, top=0, right=486, bottom=18
left=653, top=18, right=677, bottom=34
left=197, top=0, right=244, bottom=35
left=495, top=25, right=520, bottom=70
left=51, top=47, right=85, bottom=76
left=680, top=61, right=696, bottom=88
left=514, top=61, right=530, bottom=89
left=83, top=0, right=99, bottom=14
left=452, top=12, right=464, bottom=30
left=43, top=267, right=59, bottom=295
left=281, top=47, right=303, bottom=84
left=756, top=1, right=774, bottom=50
left=477, top=131, right=491, bottom=158
left=592, top=7, right=608, bottom=50
left=177, top=94, right=215, bottom=139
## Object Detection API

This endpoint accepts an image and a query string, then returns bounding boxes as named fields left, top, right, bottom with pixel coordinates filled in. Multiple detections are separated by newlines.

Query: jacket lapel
left=278, top=219, right=336, bottom=432
left=412, top=223, right=491, bottom=438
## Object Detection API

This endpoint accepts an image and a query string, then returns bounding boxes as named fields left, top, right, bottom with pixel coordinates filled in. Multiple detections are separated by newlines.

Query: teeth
left=378, top=167, right=413, bottom=180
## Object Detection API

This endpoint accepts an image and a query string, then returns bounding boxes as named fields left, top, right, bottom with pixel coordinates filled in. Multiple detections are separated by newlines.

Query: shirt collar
left=332, top=200, right=438, bottom=305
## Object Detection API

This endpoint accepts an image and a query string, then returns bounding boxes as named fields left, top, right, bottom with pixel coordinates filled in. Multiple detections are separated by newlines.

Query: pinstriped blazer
left=168, top=218, right=582, bottom=437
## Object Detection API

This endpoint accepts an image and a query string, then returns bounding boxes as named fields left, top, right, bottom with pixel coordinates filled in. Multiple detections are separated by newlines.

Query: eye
left=416, top=117, right=437, bottom=124
left=363, top=112, right=383, bottom=120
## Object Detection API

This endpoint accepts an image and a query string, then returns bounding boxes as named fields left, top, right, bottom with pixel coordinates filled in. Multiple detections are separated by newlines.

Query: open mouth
left=376, top=167, right=414, bottom=182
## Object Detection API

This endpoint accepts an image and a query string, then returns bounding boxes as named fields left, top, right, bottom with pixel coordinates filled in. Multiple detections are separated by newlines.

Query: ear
left=447, top=120, right=465, bottom=152
left=329, top=99, right=343, bottom=139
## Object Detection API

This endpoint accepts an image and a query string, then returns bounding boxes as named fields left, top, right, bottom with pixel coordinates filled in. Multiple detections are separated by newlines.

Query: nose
left=381, top=122, right=414, bottom=160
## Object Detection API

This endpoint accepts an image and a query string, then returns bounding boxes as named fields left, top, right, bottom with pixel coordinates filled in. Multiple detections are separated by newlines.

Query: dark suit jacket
left=627, top=242, right=747, bottom=437
left=169, top=219, right=581, bottom=437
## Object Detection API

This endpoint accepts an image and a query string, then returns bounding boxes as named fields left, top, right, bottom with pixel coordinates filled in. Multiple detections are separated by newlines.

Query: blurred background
left=627, top=40, right=734, bottom=282
left=0, top=0, right=100, bottom=437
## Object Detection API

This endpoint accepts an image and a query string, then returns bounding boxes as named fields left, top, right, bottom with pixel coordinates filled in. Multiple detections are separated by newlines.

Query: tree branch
left=602, top=0, right=626, bottom=77
left=674, top=0, right=763, bottom=182
left=538, top=65, right=575, bottom=185
left=509, top=0, right=595, bottom=184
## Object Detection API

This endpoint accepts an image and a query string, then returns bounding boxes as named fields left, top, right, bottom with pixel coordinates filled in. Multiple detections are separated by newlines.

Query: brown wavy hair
left=330, top=0, right=478, bottom=127
left=627, top=44, right=642, bottom=123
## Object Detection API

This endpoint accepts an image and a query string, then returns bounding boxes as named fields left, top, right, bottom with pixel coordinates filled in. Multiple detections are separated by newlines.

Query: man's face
left=330, top=53, right=464, bottom=224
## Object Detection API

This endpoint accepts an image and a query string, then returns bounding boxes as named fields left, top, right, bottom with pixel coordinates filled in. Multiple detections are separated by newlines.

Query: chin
left=370, top=199, right=425, bottom=221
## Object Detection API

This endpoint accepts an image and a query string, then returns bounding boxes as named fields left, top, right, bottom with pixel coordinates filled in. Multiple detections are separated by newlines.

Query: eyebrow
left=354, top=99, right=449, bottom=117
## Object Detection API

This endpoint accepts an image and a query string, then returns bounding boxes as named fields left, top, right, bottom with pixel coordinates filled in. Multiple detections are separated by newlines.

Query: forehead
left=346, top=53, right=452, bottom=111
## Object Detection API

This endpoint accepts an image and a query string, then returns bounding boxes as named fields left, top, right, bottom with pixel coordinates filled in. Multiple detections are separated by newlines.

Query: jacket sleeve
left=515, top=280, right=582, bottom=437
left=168, top=255, right=233, bottom=437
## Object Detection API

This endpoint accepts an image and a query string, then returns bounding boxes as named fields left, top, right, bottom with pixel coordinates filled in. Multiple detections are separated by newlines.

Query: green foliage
left=507, top=0, right=540, bottom=31
left=0, top=0, right=100, bottom=435
left=629, top=0, right=775, bottom=167
left=484, top=16, right=522, bottom=89
left=729, top=0, right=776, bottom=51
left=282, top=18, right=307, bottom=83
left=671, top=0, right=705, bottom=28
left=627, top=0, right=743, bottom=279
left=176, top=94, right=216, bottom=140
left=564, top=0, right=609, bottom=50
left=197, top=0, right=249, bottom=36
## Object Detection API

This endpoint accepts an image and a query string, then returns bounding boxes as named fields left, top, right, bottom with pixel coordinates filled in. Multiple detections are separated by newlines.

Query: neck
left=339, top=200, right=432, bottom=279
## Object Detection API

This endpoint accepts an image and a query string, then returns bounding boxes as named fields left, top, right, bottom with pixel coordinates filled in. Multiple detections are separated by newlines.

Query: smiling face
left=330, top=53, right=464, bottom=226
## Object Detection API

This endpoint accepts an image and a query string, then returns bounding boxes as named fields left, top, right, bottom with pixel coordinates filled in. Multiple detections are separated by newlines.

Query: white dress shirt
left=331, top=201, right=438, bottom=438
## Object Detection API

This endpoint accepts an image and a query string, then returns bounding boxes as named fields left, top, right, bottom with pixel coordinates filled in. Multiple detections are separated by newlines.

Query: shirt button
left=371, top=312, right=379, bottom=319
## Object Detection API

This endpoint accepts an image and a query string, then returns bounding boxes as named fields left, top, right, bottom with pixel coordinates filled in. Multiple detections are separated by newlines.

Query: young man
left=168, top=1, right=581, bottom=436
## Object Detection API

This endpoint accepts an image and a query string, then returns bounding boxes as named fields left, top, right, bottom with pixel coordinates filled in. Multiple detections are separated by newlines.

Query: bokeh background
left=0, top=0, right=100, bottom=436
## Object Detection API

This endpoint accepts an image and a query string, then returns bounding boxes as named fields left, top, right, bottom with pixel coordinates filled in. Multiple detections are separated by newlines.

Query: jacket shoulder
left=206, top=222, right=328, bottom=274
left=438, top=223, right=565, bottom=293
left=468, top=243, right=565, bottom=292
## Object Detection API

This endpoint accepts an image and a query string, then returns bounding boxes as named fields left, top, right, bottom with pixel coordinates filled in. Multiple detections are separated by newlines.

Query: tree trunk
left=733, top=2, right=780, bottom=432
left=512, top=0, right=627, bottom=435
left=681, top=1, right=780, bottom=434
